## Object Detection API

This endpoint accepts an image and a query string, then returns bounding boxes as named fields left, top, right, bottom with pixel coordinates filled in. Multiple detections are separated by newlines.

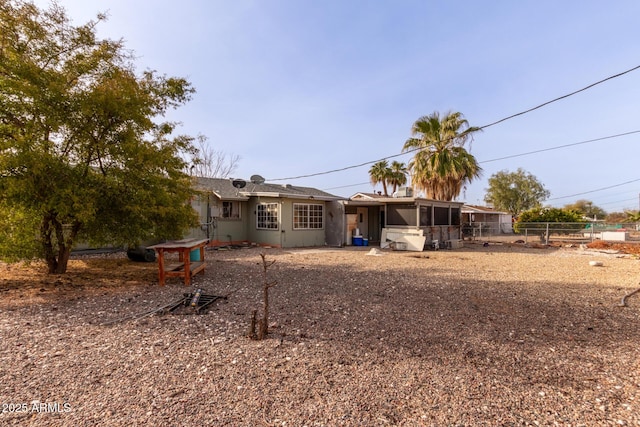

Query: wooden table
left=148, top=239, right=209, bottom=286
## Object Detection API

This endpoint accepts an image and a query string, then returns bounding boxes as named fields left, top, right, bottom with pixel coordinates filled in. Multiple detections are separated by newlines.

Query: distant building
left=461, top=205, right=513, bottom=237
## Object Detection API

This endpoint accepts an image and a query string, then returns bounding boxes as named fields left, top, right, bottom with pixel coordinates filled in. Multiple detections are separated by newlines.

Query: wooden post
left=157, top=248, right=166, bottom=286
left=184, top=247, right=191, bottom=286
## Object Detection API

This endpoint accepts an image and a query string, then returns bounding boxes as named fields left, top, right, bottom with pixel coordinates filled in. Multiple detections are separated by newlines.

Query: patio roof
left=346, top=194, right=464, bottom=207
left=462, top=204, right=511, bottom=215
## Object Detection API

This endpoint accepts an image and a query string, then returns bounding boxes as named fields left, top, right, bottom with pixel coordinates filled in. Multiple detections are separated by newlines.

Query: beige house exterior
left=185, top=178, right=343, bottom=248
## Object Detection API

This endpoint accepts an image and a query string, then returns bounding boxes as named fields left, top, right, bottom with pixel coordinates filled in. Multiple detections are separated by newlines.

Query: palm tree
left=369, top=160, right=390, bottom=196
left=402, top=111, right=481, bottom=201
left=625, top=210, right=640, bottom=223
left=388, top=161, right=407, bottom=194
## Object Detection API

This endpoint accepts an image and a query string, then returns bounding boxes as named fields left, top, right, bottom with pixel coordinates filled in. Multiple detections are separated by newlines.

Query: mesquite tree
left=484, top=168, right=550, bottom=217
left=0, top=1, right=199, bottom=272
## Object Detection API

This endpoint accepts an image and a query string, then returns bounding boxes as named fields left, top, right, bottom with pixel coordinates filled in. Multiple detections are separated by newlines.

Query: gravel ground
left=1, top=242, right=639, bottom=426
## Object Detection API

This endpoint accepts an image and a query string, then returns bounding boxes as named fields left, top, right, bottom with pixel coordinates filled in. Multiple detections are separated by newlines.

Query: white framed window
left=257, top=203, right=278, bottom=229
left=222, top=201, right=240, bottom=219
left=293, top=203, right=324, bottom=230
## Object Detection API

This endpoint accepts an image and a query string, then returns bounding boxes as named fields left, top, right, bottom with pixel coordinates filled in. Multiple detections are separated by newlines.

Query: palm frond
left=405, top=111, right=481, bottom=200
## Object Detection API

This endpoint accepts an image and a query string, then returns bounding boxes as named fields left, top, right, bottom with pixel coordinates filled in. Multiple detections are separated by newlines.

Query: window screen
left=419, top=206, right=431, bottom=227
left=450, top=207, right=461, bottom=225
left=434, top=206, right=449, bottom=225
left=387, top=204, right=416, bottom=226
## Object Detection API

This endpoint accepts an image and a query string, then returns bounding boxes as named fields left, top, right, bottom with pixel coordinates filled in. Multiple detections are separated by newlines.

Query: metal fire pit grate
left=101, top=289, right=228, bottom=325
left=165, top=289, right=225, bottom=315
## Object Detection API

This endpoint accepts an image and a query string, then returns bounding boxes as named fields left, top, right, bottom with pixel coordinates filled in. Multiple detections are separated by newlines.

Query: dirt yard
left=1, top=242, right=639, bottom=426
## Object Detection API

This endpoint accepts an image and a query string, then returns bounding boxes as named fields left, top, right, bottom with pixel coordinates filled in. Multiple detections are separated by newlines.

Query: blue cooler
left=352, top=236, right=363, bottom=246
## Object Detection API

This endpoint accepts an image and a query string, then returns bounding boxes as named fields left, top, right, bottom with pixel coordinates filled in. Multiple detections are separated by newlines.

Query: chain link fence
left=462, top=221, right=640, bottom=244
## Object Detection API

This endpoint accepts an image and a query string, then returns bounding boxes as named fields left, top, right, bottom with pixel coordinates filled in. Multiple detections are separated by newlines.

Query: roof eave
left=211, top=191, right=249, bottom=201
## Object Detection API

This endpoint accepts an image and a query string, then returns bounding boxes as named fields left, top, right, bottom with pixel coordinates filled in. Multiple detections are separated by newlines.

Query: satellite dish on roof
left=250, top=174, right=265, bottom=184
left=232, top=179, right=246, bottom=189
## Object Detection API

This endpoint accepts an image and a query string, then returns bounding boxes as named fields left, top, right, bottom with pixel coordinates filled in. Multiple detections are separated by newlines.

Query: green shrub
left=514, top=207, right=586, bottom=235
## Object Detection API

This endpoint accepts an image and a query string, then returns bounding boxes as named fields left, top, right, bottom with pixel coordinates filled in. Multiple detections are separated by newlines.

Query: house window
left=222, top=201, right=240, bottom=219
left=257, top=203, right=278, bottom=230
left=293, top=203, right=324, bottom=229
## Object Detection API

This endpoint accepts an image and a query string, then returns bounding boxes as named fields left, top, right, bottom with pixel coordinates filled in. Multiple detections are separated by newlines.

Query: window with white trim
left=257, top=203, right=278, bottom=229
left=222, top=201, right=240, bottom=219
left=293, top=203, right=324, bottom=229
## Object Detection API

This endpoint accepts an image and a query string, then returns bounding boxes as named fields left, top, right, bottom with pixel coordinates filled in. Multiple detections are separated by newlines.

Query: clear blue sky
left=34, top=0, right=640, bottom=213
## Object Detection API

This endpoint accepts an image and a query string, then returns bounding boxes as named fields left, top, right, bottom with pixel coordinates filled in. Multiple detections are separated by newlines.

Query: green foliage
left=484, top=168, right=550, bottom=217
left=517, top=207, right=584, bottom=223
left=563, top=199, right=607, bottom=220
left=368, top=160, right=407, bottom=196
left=0, top=202, right=41, bottom=262
left=369, top=160, right=390, bottom=196
left=0, top=1, right=199, bottom=273
left=403, top=111, right=481, bottom=201
left=514, top=207, right=585, bottom=235
left=388, top=161, right=407, bottom=194
left=625, top=210, right=640, bottom=222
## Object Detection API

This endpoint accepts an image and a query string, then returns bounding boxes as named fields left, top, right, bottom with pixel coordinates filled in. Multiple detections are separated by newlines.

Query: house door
left=356, top=207, right=369, bottom=239
left=324, top=201, right=344, bottom=247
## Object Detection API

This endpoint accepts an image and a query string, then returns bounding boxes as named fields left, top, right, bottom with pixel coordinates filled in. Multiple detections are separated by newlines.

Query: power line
left=479, top=130, right=640, bottom=164
left=587, top=188, right=640, bottom=201
left=597, top=197, right=638, bottom=207
left=323, top=181, right=371, bottom=190
left=270, top=151, right=413, bottom=181
left=548, top=178, right=640, bottom=201
left=324, top=129, right=639, bottom=193
left=479, top=64, right=640, bottom=130
left=268, top=63, right=640, bottom=182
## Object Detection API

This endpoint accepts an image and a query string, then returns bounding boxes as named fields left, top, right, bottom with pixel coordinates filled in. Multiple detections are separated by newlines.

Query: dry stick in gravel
left=247, top=252, right=278, bottom=340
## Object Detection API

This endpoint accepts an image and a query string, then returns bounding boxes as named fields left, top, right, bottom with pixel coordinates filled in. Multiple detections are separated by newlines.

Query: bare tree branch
left=188, top=134, right=240, bottom=178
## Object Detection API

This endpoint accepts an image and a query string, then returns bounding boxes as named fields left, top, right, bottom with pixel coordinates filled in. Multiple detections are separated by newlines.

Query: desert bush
left=514, top=207, right=586, bottom=236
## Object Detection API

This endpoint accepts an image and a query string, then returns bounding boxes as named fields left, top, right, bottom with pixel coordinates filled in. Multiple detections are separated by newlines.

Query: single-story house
left=185, top=177, right=344, bottom=248
left=461, top=205, right=513, bottom=237
left=345, top=190, right=464, bottom=250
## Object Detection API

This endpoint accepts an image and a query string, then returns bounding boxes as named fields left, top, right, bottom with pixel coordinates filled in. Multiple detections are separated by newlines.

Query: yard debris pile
left=1, top=245, right=639, bottom=426
left=586, top=239, right=640, bottom=255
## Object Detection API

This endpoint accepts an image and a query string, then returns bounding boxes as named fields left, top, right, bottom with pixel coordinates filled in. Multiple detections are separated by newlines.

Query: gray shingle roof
left=194, top=177, right=343, bottom=201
